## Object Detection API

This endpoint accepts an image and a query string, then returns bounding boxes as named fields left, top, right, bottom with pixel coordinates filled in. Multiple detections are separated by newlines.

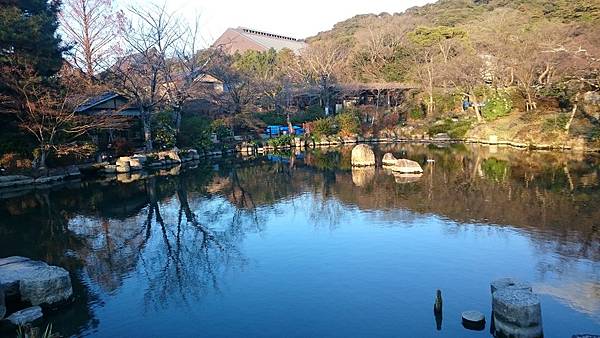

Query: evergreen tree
left=0, top=0, right=66, bottom=76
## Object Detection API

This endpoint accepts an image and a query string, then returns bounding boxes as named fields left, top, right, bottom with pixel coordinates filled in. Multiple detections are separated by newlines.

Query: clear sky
left=120, top=0, right=436, bottom=47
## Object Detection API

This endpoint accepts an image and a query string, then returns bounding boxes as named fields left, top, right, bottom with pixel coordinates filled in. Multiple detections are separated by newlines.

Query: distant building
left=212, top=27, right=307, bottom=55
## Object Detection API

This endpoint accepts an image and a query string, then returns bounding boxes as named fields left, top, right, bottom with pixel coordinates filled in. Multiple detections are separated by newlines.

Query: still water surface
left=0, top=144, right=599, bottom=337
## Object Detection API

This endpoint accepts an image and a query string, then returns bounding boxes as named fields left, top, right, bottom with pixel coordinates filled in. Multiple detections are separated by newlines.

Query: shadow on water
left=0, top=144, right=599, bottom=336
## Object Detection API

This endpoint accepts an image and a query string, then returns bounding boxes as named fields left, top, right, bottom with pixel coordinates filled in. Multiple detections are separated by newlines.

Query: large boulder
left=0, top=257, right=72, bottom=306
left=351, top=144, right=376, bottom=167
left=387, top=159, right=423, bottom=173
left=382, top=153, right=397, bottom=166
left=6, top=306, right=43, bottom=326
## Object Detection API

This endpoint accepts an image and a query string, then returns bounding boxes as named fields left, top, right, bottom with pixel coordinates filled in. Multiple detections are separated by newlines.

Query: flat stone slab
left=6, top=306, right=43, bottom=326
left=0, top=257, right=72, bottom=305
left=491, top=278, right=533, bottom=294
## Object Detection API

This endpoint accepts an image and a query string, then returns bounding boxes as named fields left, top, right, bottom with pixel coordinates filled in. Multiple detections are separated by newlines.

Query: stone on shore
left=491, top=278, right=533, bottom=294
left=6, top=306, right=43, bottom=326
left=387, top=159, right=423, bottom=173
left=351, top=144, right=376, bottom=167
left=0, top=256, right=73, bottom=306
left=382, top=153, right=397, bottom=166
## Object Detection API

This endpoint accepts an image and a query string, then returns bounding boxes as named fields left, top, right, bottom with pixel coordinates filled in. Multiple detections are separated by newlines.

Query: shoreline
left=1, top=138, right=598, bottom=193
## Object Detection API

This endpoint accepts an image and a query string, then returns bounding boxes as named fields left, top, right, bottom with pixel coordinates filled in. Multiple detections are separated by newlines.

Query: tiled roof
left=235, top=27, right=308, bottom=54
left=75, top=91, right=121, bottom=113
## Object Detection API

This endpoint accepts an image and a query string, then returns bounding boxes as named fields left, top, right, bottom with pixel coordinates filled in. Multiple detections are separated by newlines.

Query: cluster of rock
left=0, top=257, right=73, bottom=327
left=103, top=149, right=200, bottom=174
left=0, top=166, right=81, bottom=189
left=349, top=145, right=424, bottom=174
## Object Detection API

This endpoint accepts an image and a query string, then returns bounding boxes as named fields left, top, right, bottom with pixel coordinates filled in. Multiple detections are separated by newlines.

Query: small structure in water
left=434, top=290, right=443, bottom=331
left=491, top=278, right=543, bottom=338
left=462, top=310, right=485, bottom=331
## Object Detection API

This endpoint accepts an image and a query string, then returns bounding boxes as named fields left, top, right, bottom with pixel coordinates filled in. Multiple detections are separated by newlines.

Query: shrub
left=178, top=116, right=212, bottom=150
left=428, top=118, right=473, bottom=139
left=543, top=113, right=570, bottom=132
left=152, top=111, right=176, bottom=149
left=211, top=119, right=232, bottom=141
left=267, top=134, right=293, bottom=147
left=409, top=106, right=425, bottom=120
left=336, top=111, right=360, bottom=137
left=310, top=118, right=338, bottom=139
left=482, top=91, right=513, bottom=121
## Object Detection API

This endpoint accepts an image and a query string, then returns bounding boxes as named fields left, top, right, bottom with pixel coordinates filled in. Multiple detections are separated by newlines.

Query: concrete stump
left=491, top=278, right=533, bottom=294
left=492, top=288, right=543, bottom=338
left=462, top=310, right=485, bottom=331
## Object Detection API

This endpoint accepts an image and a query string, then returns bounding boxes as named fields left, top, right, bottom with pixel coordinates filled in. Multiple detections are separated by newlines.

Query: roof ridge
left=237, top=27, right=301, bottom=42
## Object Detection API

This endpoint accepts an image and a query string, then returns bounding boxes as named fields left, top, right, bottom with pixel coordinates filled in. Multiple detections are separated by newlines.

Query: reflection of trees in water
left=138, top=176, right=247, bottom=309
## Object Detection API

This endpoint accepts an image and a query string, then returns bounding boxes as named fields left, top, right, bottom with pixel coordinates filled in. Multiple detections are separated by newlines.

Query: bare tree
left=0, top=63, right=127, bottom=168
left=108, top=4, right=182, bottom=151
left=59, top=0, right=120, bottom=76
left=295, top=41, right=347, bottom=115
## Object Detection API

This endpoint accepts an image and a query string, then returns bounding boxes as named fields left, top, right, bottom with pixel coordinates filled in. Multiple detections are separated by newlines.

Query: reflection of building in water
left=535, top=281, right=600, bottom=322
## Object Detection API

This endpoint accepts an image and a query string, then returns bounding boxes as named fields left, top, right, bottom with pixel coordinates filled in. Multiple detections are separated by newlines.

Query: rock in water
left=0, top=256, right=73, bottom=306
left=388, top=159, right=423, bottom=173
left=351, top=144, right=376, bottom=167
left=6, top=306, right=43, bottom=326
left=492, top=288, right=543, bottom=338
left=0, top=287, right=5, bottom=319
left=382, top=153, right=397, bottom=166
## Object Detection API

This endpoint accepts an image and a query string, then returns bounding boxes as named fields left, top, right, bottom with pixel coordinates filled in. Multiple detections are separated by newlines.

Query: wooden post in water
left=434, top=289, right=443, bottom=330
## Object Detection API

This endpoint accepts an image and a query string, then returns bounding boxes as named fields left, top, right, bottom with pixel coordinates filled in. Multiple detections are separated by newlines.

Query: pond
left=0, top=144, right=599, bottom=337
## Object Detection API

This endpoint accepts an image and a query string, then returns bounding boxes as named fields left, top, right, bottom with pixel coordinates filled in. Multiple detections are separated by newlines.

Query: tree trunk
left=140, top=107, right=153, bottom=152
left=37, top=145, right=48, bottom=169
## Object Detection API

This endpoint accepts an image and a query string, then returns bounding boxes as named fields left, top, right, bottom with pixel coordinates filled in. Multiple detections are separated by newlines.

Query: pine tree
left=0, top=0, right=67, bottom=76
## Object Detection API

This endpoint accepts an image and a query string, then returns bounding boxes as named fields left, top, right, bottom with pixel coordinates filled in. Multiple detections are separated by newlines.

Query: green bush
left=211, top=119, right=232, bottom=141
left=409, top=107, right=425, bottom=120
left=267, top=134, right=293, bottom=147
left=428, top=118, right=473, bottom=139
left=311, top=118, right=339, bottom=139
left=336, top=111, right=360, bottom=136
left=152, top=111, right=176, bottom=149
left=482, top=91, right=513, bottom=121
left=543, top=113, right=570, bottom=132
left=178, top=116, right=212, bottom=150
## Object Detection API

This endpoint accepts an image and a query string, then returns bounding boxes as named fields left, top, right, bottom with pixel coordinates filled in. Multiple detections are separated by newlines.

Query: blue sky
left=120, top=0, right=436, bottom=46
